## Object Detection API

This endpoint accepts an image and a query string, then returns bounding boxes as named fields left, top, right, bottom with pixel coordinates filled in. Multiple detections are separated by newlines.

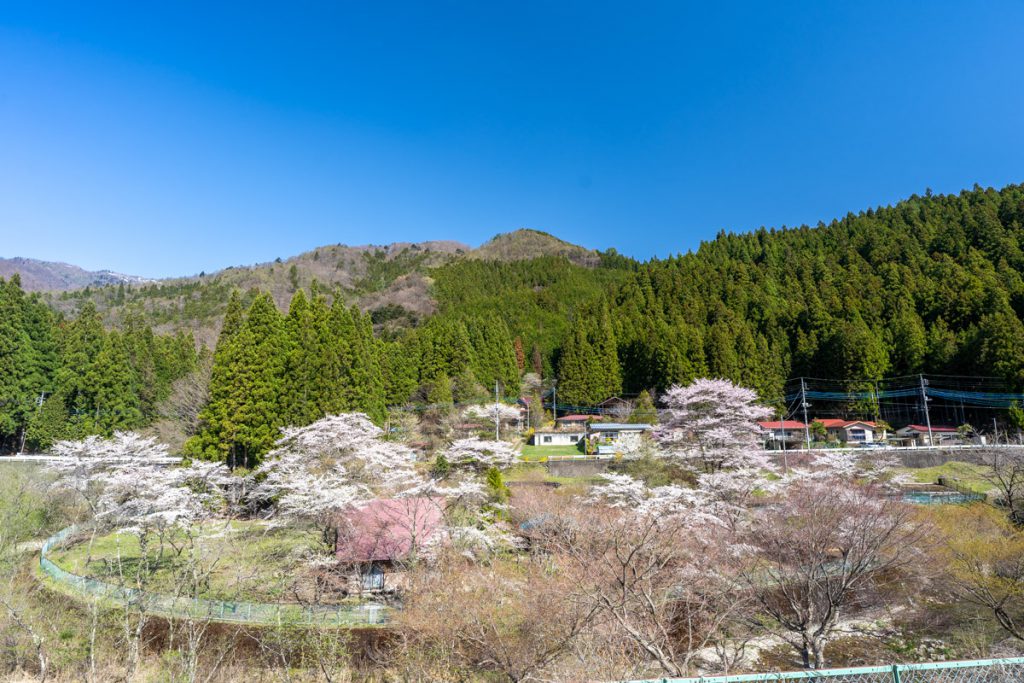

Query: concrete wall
left=895, top=448, right=989, bottom=468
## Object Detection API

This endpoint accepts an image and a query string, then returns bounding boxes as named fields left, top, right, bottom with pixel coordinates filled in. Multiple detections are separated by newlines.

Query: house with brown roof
left=335, top=497, right=445, bottom=594
left=757, top=420, right=808, bottom=448
left=555, top=413, right=601, bottom=428
left=813, top=419, right=885, bottom=444
left=894, top=424, right=961, bottom=447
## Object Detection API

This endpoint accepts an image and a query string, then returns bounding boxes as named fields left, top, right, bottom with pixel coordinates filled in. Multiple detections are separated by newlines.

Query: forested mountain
left=5, top=184, right=1024, bottom=460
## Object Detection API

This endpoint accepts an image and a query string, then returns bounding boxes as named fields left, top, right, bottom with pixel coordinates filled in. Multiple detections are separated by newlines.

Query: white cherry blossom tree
left=462, top=402, right=521, bottom=423
left=441, top=436, right=521, bottom=471
left=655, top=378, right=774, bottom=474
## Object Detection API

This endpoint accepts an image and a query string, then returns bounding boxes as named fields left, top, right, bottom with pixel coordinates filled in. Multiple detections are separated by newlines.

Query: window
left=361, top=565, right=385, bottom=591
left=849, top=428, right=866, bottom=441
left=543, top=435, right=552, bottom=443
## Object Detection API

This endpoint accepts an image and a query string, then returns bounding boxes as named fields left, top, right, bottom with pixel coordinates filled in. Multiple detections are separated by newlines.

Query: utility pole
left=919, top=374, right=933, bottom=447
left=18, top=392, right=46, bottom=455
left=551, top=380, right=557, bottom=422
left=993, top=417, right=999, bottom=446
left=872, top=380, right=880, bottom=420
left=800, top=378, right=811, bottom=449
left=494, top=381, right=500, bottom=441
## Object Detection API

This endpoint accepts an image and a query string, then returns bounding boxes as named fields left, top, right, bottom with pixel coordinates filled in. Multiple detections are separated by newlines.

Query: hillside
left=35, top=232, right=605, bottom=346
left=471, top=229, right=600, bottom=266
left=43, top=240, right=473, bottom=346
left=5, top=183, right=1024, bottom=460
left=0, top=257, right=152, bottom=292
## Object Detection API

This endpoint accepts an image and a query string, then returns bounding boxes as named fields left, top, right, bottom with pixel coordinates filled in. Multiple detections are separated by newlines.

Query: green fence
left=625, top=657, right=1024, bottom=682
left=40, top=526, right=389, bottom=627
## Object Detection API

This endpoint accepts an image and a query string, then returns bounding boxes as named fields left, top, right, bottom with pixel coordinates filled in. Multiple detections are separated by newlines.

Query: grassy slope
left=896, top=461, right=993, bottom=494
left=46, top=520, right=344, bottom=604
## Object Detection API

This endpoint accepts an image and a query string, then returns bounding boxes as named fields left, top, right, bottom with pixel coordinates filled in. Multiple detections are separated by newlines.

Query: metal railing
left=39, top=526, right=389, bottom=627
left=624, top=657, right=1024, bottom=682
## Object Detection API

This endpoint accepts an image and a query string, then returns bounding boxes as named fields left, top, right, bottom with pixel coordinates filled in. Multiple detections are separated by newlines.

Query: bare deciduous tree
left=551, top=508, right=748, bottom=678
left=398, top=553, right=597, bottom=682
left=738, top=480, right=931, bottom=669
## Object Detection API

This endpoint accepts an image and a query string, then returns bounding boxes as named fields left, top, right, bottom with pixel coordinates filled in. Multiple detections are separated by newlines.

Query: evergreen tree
left=558, top=317, right=600, bottom=406
left=84, top=332, right=143, bottom=433
left=629, top=389, right=658, bottom=424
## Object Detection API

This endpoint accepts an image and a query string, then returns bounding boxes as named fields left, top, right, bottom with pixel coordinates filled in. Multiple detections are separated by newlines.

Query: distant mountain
left=0, top=257, right=153, bottom=292
left=472, top=229, right=599, bottom=266
left=31, top=231, right=598, bottom=346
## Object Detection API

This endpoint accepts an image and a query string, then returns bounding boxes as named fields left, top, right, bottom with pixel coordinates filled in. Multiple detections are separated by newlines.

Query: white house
left=531, top=429, right=585, bottom=447
left=757, top=420, right=808, bottom=448
left=894, top=424, right=960, bottom=446
left=814, top=419, right=884, bottom=444
left=587, top=423, right=653, bottom=455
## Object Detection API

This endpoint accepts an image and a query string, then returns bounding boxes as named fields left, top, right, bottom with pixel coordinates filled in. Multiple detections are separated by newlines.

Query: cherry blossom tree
left=48, top=432, right=233, bottom=544
left=50, top=431, right=173, bottom=461
left=250, top=414, right=423, bottom=544
left=441, top=437, right=520, bottom=471
left=655, top=378, right=774, bottom=474
left=462, top=402, right=521, bottom=423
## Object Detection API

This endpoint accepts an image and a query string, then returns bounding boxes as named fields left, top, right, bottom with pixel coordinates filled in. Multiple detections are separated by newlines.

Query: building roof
left=814, top=419, right=878, bottom=429
left=557, top=414, right=600, bottom=422
left=758, top=420, right=807, bottom=429
left=336, top=497, right=445, bottom=564
left=588, top=423, right=653, bottom=431
left=900, top=424, right=960, bottom=434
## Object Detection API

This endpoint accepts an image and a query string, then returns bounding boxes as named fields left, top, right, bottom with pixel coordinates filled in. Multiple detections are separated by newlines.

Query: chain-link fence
left=625, top=658, right=1024, bottom=682
left=40, top=526, right=389, bottom=627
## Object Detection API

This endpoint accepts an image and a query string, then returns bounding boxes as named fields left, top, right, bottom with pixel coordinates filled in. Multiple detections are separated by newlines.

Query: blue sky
left=1, top=2, right=1023, bottom=278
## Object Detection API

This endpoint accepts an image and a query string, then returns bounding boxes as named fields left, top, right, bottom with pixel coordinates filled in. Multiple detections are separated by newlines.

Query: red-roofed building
left=758, top=420, right=808, bottom=449
left=895, top=424, right=961, bottom=446
left=336, top=497, right=445, bottom=593
left=556, top=414, right=602, bottom=428
left=812, top=419, right=884, bottom=444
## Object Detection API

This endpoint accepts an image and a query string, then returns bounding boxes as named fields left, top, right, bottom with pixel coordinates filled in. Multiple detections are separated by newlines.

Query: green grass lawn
left=45, top=520, right=349, bottom=604
left=897, top=461, right=993, bottom=494
left=520, top=444, right=584, bottom=461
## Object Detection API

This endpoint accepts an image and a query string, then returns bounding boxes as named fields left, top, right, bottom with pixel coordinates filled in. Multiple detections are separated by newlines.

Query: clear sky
left=1, top=2, right=1023, bottom=278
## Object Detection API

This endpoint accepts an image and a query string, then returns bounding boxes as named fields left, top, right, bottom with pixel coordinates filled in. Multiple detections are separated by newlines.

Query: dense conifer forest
left=4, top=183, right=1024, bottom=459
left=0, top=275, right=198, bottom=452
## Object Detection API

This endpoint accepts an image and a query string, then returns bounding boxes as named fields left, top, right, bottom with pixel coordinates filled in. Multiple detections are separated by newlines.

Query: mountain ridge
left=19, top=229, right=601, bottom=346
left=3, top=229, right=600, bottom=292
left=0, top=256, right=155, bottom=292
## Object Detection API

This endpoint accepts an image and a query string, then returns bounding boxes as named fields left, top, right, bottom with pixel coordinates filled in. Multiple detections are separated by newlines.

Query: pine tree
left=593, top=303, right=622, bottom=400
left=229, top=293, right=287, bottom=467
left=558, top=317, right=599, bottom=406
left=282, top=290, right=324, bottom=426
left=84, top=332, right=143, bottom=433
left=188, top=293, right=286, bottom=468
left=426, top=370, right=454, bottom=407
left=0, top=277, right=36, bottom=448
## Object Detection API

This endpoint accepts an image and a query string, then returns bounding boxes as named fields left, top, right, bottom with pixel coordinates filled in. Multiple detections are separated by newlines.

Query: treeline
left=11, top=184, right=1024, bottom=458
left=0, top=275, right=198, bottom=451
left=422, top=184, right=1024, bottom=406
left=185, top=287, right=519, bottom=467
